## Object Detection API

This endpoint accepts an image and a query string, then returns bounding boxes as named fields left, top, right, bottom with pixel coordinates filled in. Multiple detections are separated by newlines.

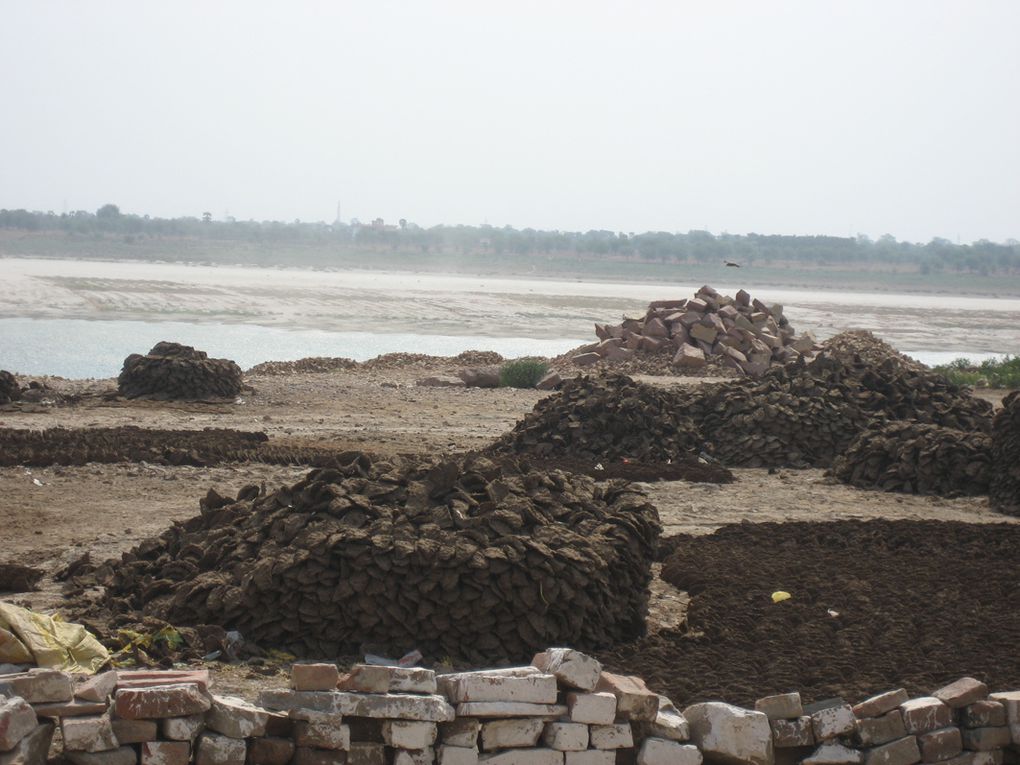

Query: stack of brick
left=756, top=676, right=1020, bottom=765
left=571, top=286, right=816, bottom=375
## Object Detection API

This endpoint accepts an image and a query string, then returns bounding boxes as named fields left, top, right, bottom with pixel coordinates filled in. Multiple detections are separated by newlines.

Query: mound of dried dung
left=537, top=456, right=733, bottom=484
left=598, top=520, right=1020, bottom=706
left=0, top=426, right=269, bottom=467
left=688, top=362, right=872, bottom=468
left=829, top=421, right=992, bottom=496
left=118, top=342, right=243, bottom=400
left=492, top=373, right=702, bottom=462
left=990, top=391, right=1020, bottom=516
left=0, top=370, right=21, bottom=405
left=247, top=357, right=359, bottom=375
left=813, top=330, right=993, bottom=432
left=102, top=452, right=660, bottom=663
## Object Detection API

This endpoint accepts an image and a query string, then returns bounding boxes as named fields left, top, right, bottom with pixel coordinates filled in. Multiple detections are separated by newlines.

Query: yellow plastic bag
left=0, top=602, right=110, bottom=674
left=0, top=624, right=34, bottom=664
left=771, top=590, right=792, bottom=603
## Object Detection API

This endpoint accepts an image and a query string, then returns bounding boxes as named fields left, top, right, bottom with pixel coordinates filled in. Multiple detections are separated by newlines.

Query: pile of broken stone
left=571, top=286, right=817, bottom=375
left=2, top=651, right=1018, bottom=765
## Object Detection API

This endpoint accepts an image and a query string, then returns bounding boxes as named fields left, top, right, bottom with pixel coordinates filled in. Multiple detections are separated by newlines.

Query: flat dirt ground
left=1, top=364, right=1015, bottom=700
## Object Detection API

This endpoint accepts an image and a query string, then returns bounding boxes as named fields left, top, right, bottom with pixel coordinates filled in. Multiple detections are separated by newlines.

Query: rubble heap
left=491, top=374, right=702, bottom=462
left=0, top=370, right=20, bottom=405
left=247, top=357, right=359, bottom=376
left=117, top=342, right=243, bottom=401
left=3, top=656, right=1019, bottom=765
left=812, top=331, right=994, bottom=433
left=102, top=453, right=660, bottom=662
left=570, top=286, right=817, bottom=375
left=829, top=421, right=992, bottom=496
left=990, top=391, right=1020, bottom=517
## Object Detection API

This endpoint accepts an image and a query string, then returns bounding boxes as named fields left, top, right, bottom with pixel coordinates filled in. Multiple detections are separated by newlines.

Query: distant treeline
left=2, top=205, right=1018, bottom=276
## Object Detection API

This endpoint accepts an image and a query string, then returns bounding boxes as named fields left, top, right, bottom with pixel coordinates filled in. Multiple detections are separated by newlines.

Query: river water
left=0, top=257, right=1016, bottom=378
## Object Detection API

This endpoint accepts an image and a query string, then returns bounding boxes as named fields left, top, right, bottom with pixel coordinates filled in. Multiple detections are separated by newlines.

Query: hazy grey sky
left=2, top=1, right=1018, bottom=243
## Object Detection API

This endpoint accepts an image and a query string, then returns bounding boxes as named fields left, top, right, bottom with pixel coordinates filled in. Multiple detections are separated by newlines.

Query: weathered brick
left=196, top=732, right=246, bottom=765
left=347, top=743, right=386, bottom=765
left=111, top=719, right=157, bottom=745
left=161, top=715, right=205, bottom=742
left=532, top=649, right=602, bottom=692
left=566, top=693, right=616, bottom=726
left=810, top=703, right=857, bottom=741
left=772, top=717, right=815, bottom=748
left=61, top=713, right=118, bottom=753
left=0, top=721, right=53, bottom=765
left=901, top=700, right=953, bottom=735
left=590, top=723, right=634, bottom=750
left=684, top=702, right=773, bottom=765
left=0, top=697, right=37, bottom=751
left=542, top=722, right=588, bottom=752
left=933, top=680, right=988, bottom=710
left=481, top=718, right=544, bottom=751
left=595, top=673, right=659, bottom=723
left=961, top=727, right=1011, bottom=751
left=918, top=728, right=962, bottom=762
left=478, top=751, right=563, bottom=765
left=565, top=753, right=614, bottom=765
left=857, top=712, right=907, bottom=748
left=206, top=695, right=270, bottom=739
left=0, top=670, right=72, bottom=703
left=66, top=746, right=138, bottom=765
left=140, top=741, right=191, bottom=765
left=261, top=690, right=453, bottom=722
left=246, top=737, right=294, bottom=765
left=960, top=702, right=1006, bottom=729
left=291, top=664, right=339, bottom=692
left=638, top=699, right=690, bottom=743
left=455, top=702, right=566, bottom=719
left=32, top=700, right=108, bottom=718
left=292, top=712, right=350, bottom=750
left=339, top=666, right=436, bottom=695
left=393, top=749, right=433, bottom=765
left=442, top=673, right=557, bottom=704
left=116, top=671, right=210, bottom=692
left=637, top=739, right=702, bottom=765
left=291, top=749, right=346, bottom=765
left=439, top=719, right=480, bottom=748
left=438, top=746, right=478, bottom=765
left=115, top=684, right=211, bottom=720
left=804, top=743, right=864, bottom=765
left=756, top=693, right=804, bottom=721
left=854, top=691, right=910, bottom=721
left=75, top=672, right=118, bottom=703
left=865, top=737, right=921, bottom=765
left=383, top=721, right=438, bottom=750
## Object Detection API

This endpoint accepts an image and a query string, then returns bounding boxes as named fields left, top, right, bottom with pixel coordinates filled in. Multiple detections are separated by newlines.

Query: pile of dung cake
left=100, top=452, right=660, bottom=663
left=829, top=421, right=992, bottom=496
left=0, top=370, right=20, bottom=405
left=499, top=332, right=995, bottom=477
left=567, top=285, right=817, bottom=376
left=489, top=373, right=702, bottom=462
left=117, top=342, right=243, bottom=401
left=990, top=391, right=1020, bottom=516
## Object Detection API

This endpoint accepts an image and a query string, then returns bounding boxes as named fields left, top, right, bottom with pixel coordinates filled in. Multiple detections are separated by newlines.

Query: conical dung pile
left=990, top=391, right=1020, bottom=516
left=117, top=341, right=243, bottom=400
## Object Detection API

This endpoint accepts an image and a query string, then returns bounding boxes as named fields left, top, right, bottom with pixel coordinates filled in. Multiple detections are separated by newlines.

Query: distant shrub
left=499, top=358, right=550, bottom=389
left=934, top=355, right=1020, bottom=389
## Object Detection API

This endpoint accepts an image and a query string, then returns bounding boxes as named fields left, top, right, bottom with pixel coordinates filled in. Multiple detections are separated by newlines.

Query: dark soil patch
left=597, top=520, right=1020, bottom=707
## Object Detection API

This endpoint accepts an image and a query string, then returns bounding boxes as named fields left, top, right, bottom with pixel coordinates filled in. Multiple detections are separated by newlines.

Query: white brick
left=567, top=693, right=616, bottom=725
left=565, top=753, right=615, bottom=765
left=440, top=719, right=480, bottom=747
left=438, top=746, right=478, bottom=765
left=393, top=748, right=434, bottom=765
left=383, top=721, right=438, bottom=750
left=542, top=723, right=588, bottom=752
left=590, top=723, right=633, bottom=750
left=196, top=733, right=246, bottom=765
left=481, top=719, right=544, bottom=751
left=61, top=713, right=118, bottom=753
left=443, top=674, right=558, bottom=704
left=206, top=695, right=269, bottom=739
left=0, top=697, right=37, bottom=751
left=478, top=750, right=563, bottom=765
left=457, top=703, right=567, bottom=719
left=638, top=739, right=703, bottom=765
left=532, top=650, right=602, bottom=692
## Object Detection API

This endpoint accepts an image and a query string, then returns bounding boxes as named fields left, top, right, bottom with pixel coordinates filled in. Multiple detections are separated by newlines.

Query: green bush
left=934, top=355, right=1020, bottom=389
left=499, top=358, right=550, bottom=389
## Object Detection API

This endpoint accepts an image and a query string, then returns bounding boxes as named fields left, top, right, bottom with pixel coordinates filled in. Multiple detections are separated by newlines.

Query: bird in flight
left=723, top=260, right=741, bottom=268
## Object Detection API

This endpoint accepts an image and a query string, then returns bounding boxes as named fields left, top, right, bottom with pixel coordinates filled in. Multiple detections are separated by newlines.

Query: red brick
left=934, top=680, right=989, bottom=710
left=116, top=670, right=210, bottom=692
left=114, top=683, right=211, bottom=720
left=918, top=728, right=962, bottom=763
left=291, top=664, right=340, bottom=692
